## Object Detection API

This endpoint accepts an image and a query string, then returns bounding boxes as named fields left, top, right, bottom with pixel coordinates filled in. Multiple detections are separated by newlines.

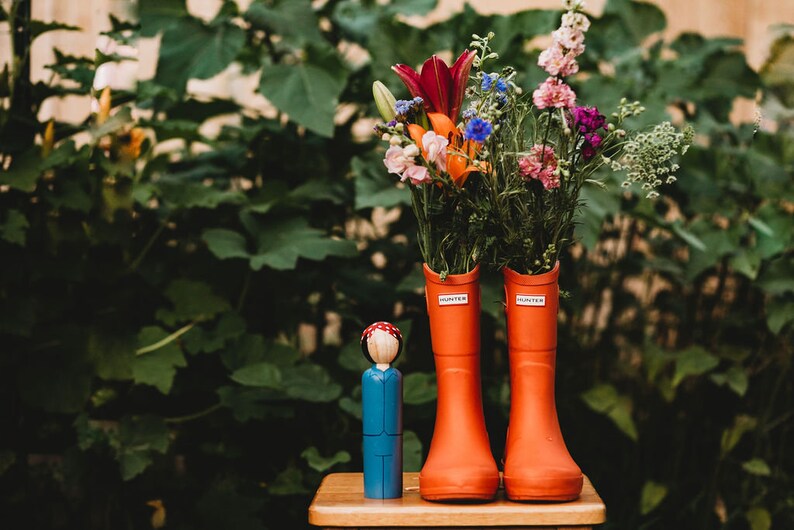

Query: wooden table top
left=308, top=472, right=606, bottom=528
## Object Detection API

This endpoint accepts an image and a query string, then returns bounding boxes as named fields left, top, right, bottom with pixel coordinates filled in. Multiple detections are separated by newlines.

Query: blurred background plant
left=0, top=0, right=792, bottom=528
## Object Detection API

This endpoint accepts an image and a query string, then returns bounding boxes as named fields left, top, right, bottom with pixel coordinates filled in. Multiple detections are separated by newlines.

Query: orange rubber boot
left=502, top=263, right=583, bottom=501
left=419, top=264, right=500, bottom=502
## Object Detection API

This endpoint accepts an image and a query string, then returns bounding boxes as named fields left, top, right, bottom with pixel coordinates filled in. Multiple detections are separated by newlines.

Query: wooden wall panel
left=3, top=0, right=793, bottom=123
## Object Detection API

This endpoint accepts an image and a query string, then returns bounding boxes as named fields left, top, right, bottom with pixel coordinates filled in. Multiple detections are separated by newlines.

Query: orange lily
left=406, top=112, right=484, bottom=187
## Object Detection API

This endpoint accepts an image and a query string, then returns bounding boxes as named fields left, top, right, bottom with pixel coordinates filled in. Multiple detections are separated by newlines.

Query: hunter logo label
left=516, top=294, right=546, bottom=307
left=438, top=293, right=469, bottom=306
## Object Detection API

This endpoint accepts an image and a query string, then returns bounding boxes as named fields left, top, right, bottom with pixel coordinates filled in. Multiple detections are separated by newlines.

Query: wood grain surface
left=308, top=472, right=606, bottom=529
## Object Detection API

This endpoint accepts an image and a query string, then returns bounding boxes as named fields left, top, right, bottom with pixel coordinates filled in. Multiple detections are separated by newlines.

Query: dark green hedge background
left=0, top=0, right=792, bottom=528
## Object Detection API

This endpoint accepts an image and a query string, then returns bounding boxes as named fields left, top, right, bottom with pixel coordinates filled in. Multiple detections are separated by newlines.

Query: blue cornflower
left=464, top=117, right=493, bottom=142
left=481, top=74, right=494, bottom=92
left=462, top=108, right=477, bottom=120
left=412, top=96, right=424, bottom=106
left=495, top=77, right=507, bottom=93
left=394, top=99, right=413, bottom=116
left=497, top=93, right=508, bottom=106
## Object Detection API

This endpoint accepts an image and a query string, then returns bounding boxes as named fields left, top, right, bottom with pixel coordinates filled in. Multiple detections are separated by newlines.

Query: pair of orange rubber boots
left=420, top=263, right=583, bottom=502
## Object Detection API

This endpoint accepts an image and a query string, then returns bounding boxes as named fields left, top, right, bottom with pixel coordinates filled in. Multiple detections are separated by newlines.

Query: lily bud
left=372, top=81, right=397, bottom=122
left=97, top=87, right=112, bottom=125
left=42, top=120, right=55, bottom=157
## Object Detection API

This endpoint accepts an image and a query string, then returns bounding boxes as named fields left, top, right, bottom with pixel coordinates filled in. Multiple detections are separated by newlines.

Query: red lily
left=392, top=50, right=476, bottom=123
left=407, top=112, right=484, bottom=188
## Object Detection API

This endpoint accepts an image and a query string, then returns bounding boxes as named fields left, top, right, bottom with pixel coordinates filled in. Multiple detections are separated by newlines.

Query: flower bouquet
left=370, top=0, right=691, bottom=502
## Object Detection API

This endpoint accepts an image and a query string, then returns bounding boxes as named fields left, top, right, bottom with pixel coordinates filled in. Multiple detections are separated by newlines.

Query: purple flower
left=463, top=117, right=493, bottom=143
left=585, top=132, right=602, bottom=148
left=573, top=106, right=606, bottom=133
left=395, top=99, right=413, bottom=116
left=581, top=132, right=602, bottom=160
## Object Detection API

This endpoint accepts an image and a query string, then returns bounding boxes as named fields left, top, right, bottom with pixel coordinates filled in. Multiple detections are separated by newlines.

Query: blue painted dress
left=362, top=365, right=402, bottom=499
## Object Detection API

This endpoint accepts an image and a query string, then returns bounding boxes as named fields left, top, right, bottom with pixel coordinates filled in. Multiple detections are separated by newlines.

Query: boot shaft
left=503, top=263, right=559, bottom=353
left=423, top=264, right=480, bottom=357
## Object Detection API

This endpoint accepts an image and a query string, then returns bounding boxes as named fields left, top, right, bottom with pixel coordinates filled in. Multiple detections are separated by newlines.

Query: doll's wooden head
left=361, top=322, right=402, bottom=367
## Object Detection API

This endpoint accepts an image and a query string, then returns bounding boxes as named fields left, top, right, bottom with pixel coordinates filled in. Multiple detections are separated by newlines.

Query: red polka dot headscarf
left=360, top=321, right=403, bottom=364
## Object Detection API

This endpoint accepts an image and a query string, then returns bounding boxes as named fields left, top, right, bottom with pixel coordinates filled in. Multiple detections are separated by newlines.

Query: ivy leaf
left=249, top=217, right=357, bottom=271
left=0, top=149, right=41, bottom=192
left=258, top=45, right=349, bottom=137
left=281, top=364, right=342, bottom=402
left=403, top=430, right=423, bottom=472
left=230, top=362, right=282, bottom=388
left=403, top=372, right=437, bottom=405
left=0, top=210, right=29, bottom=246
left=132, top=326, right=187, bottom=394
left=672, top=346, right=719, bottom=387
left=156, top=17, right=245, bottom=91
left=756, top=256, right=794, bottom=295
left=245, top=0, right=324, bottom=48
left=720, top=414, right=757, bottom=457
left=203, top=228, right=250, bottom=260
left=269, top=466, right=309, bottom=495
left=301, top=447, right=351, bottom=472
left=28, top=20, right=80, bottom=40
left=157, top=181, right=246, bottom=209
left=138, top=0, right=187, bottom=36
left=742, top=458, right=772, bottom=477
left=639, top=481, right=668, bottom=515
left=116, top=415, right=170, bottom=480
left=581, top=384, right=639, bottom=441
left=709, top=365, right=749, bottom=397
left=353, top=154, right=410, bottom=210
left=766, top=297, right=794, bottom=334
left=155, top=279, right=231, bottom=326
left=746, top=507, right=772, bottom=530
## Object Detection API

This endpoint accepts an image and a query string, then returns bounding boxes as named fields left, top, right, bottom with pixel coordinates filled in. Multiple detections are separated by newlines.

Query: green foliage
left=0, top=1, right=792, bottom=529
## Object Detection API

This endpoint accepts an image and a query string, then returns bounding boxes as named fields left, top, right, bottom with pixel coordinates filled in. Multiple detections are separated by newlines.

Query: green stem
left=136, top=322, right=195, bottom=356
left=128, top=219, right=168, bottom=272
left=164, top=403, right=222, bottom=424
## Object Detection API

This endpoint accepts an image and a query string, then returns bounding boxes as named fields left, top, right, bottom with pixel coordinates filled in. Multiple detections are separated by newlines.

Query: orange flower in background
left=407, top=113, right=485, bottom=187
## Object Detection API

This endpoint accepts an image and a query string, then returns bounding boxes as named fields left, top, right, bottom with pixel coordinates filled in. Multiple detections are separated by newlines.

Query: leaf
left=245, top=0, right=324, bottom=48
left=338, top=396, right=362, bottom=419
left=0, top=210, right=29, bottom=246
left=673, top=346, right=719, bottom=387
left=281, top=364, right=342, bottom=402
left=203, top=228, right=250, bottom=260
left=640, top=481, right=668, bottom=515
left=269, top=466, right=309, bottom=495
left=756, top=256, right=794, bottom=295
left=581, top=384, right=639, bottom=441
left=249, top=217, right=357, bottom=271
left=132, top=326, right=187, bottom=394
left=301, top=447, right=351, bottom=472
left=230, top=362, right=282, bottom=388
left=709, top=365, right=749, bottom=397
left=730, top=249, right=762, bottom=280
left=116, top=415, right=170, bottom=480
left=720, top=414, right=757, bottom=457
left=28, top=20, right=80, bottom=40
left=139, top=0, right=188, bottom=36
left=766, top=297, right=794, bottom=334
left=403, top=372, right=437, bottom=405
left=217, top=385, right=279, bottom=422
left=157, top=180, right=246, bottom=209
left=746, top=507, right=772, bottom=530
left=385, top=0, right=438, bottom=16
left=155, top=279, right=231, bottom=326
left=196, top=482, right=266, bottom=530
left=403, top=430, right=422, bottom=472
left=353, top=154, right=410, bottom=210
left=0, top=149, right=41, bottom=192
left=604, top=0, right=666, bottom=45
left=16, top=352, right=93, bottom=414
left=183, top=312, right=247, bottom=354
left=156, top=17, right=245, bottom=91
left=742, top=458, right=772, bottom=477
left=338, top=339, right=371, bottom=373
left=258, top=45, right=349, bottom=137
left=87, top=329, right=135, bottom=381
left=671, top=222, right=707, bottom=252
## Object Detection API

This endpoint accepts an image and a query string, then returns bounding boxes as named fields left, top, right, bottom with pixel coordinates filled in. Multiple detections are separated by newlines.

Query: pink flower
left=421, top=130, right=449, bottom=172
left=552, top=26, right=586, bottom=56
left=537, top=46, right=580, bottom=77
left=518, top=144, right=560, bottom=190
left=561, top=12, right=590, bottom=32
left=532, top=77, right=577, bottom=109
left=403, top=164, right=431, bottom=185
left=383, top=144, right=421, bottom=175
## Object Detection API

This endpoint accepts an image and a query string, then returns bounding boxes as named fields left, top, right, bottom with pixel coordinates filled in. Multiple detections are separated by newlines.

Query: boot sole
left=419, top=477, right=499, bottom=502
left=503, top=474, right=583, bottom=502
